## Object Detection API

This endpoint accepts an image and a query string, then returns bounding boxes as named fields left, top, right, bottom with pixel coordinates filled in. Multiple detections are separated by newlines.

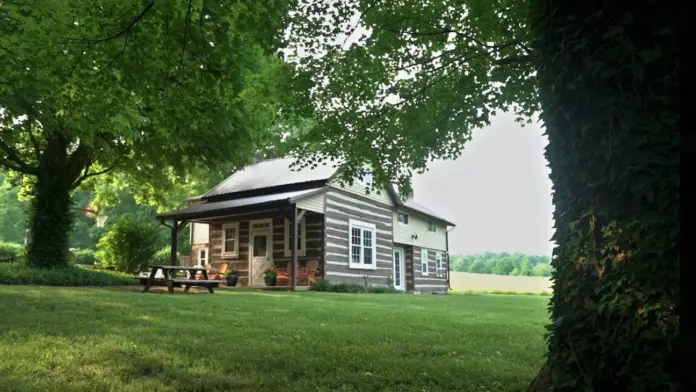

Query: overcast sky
left=412, top=112, right=555, bottom=256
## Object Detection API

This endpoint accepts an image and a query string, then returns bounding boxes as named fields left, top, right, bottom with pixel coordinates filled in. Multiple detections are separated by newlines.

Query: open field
left=449, top=272, right=553, bottom=294
left=0, top=286, right=548, bottom=392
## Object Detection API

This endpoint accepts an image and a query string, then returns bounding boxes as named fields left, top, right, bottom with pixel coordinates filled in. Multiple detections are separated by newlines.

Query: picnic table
left=141, top=265, right=222, bottom=294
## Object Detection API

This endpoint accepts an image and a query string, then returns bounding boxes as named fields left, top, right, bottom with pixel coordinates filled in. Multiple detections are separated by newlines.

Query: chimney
left=252, top=152, right=262, bottom=164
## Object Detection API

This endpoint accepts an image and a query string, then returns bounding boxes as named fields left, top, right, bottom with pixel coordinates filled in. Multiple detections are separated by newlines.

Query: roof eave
left=398, top=204, right=456, bottom=227
left=157, top=199, right=292, bottom=222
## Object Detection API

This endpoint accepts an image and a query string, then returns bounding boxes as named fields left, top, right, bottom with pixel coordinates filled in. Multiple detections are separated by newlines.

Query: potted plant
left=263, top=267, right=277, bottom=286
left=225, top=270, right=240, bottom=287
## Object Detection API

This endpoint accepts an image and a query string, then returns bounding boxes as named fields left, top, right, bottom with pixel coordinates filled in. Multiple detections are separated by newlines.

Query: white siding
left=192, top=223, right=210, bottom=244
left=296, top=191, right=326, bottom=213
left=392, top=210, right=447, bottom=251
left=329, top=181, right=393, bottom=207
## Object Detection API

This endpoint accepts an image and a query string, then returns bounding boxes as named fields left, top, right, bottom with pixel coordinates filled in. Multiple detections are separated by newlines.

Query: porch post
left=170, top=220, right=178, bottom=266
left=291, top=205, right=298, bottom=290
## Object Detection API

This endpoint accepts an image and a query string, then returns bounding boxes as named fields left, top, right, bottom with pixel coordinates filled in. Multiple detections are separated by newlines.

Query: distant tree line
left=450, top=252, right=553, bottom=277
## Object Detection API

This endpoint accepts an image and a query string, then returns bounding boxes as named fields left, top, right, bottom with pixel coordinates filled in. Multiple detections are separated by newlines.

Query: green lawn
left=0, top=287, right=549, bottom=392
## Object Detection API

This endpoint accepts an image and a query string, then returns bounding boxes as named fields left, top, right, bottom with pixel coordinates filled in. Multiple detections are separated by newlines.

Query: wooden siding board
left=327, top=179, right=394, bottom=208
left=412, top=246, right=448, bottom=292
left=323, top=190, right=394, bottom=285
left=207, top=211, right=324, bottom=287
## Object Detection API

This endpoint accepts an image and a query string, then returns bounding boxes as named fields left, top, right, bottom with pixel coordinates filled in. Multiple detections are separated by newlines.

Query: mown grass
left=0, top=287, right=549, bottom=392
left=0, top=262, right=136, bottom=286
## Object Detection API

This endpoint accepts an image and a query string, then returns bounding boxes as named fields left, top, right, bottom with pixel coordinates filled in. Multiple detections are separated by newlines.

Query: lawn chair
left=207, top=263, right=228, bottom=280
left=298, top=260, right=319, bottom=286
left=276, top=263, right=291, bottom=286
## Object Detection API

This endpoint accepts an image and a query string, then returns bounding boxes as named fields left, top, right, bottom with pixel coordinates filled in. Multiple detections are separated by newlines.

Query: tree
left=0, top=173, right=27, bottom=243
left=288, top=0, right=678, bottom=389
left=531, top=263, right=550, bottom=277
left=468, top=260, right=486, bottom=274
left=1, top=1, right=302, bottom=267
left=520, top=259, right=533, bottom=276
left=483, top=258, right=497, bottom=274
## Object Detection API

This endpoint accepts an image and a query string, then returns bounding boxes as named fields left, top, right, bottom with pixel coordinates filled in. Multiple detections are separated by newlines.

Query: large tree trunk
left=27, top=172, right=74, bottom=268
left=26, top=135, right=88, bottom=268
left=529, top=0, right=679, bottom=390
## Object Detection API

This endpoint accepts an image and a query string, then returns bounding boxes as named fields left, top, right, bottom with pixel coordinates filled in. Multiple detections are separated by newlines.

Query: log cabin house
left=157, top=157, right=455, bottom=293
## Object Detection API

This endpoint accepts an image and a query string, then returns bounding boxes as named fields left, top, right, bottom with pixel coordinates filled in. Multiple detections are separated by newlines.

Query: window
left=198, top=248, right=208, bottom=266
left=221, top=223, right=239, bottom=257
left=421, top=249, right=429, bottom=275
left=284, top=218, right=307, bottom=257
left=397, top=213, right=409, bottom=225
left=436, top=252, right=446, bottom=278
left=348, top=219, right=377, bottom=270
left=360, top=171, right=373, bottom=187
left=427, top=221, right=437, bottom=232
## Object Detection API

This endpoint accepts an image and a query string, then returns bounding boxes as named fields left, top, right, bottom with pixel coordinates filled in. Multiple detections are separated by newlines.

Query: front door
left=393, top=247, right=405, bottom=291
left=249, top=220, right=273, bottom=287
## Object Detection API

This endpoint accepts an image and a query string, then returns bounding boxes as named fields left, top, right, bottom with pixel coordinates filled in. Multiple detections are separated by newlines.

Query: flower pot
left=226, top=274, right=239, bottom=287
left=264, top=275, right=277, bottom=286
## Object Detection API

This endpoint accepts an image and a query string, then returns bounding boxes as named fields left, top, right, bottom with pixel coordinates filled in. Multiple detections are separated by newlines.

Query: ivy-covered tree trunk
left=27, top=173, right=74, bottom=268
left=529, top=0, right=679, bottom=390
left=26, top=135, right=89, bottom=268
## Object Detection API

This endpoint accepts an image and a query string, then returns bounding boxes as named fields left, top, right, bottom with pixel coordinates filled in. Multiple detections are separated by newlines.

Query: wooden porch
left=157, top=189, right=326, bottom=291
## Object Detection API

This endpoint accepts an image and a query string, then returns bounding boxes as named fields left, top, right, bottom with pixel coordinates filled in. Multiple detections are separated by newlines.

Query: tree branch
left=0, top=138, right=36, bottom=174
left=341, top=0, right=384, bottom=49
left=180, top=0, right=193, bottom=68
left=0, top=157, right=30, bottom=174
left=63, top=1, right=154, bottom=44
left=72, top=166, right=113, bottom=188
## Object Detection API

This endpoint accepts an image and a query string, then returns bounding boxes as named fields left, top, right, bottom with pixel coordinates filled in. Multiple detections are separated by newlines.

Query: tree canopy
left=284, top=0, right=538, bottom=192
left=0, top=1, right=306, bottom=266
left=450, top=252, right=553, bottom=277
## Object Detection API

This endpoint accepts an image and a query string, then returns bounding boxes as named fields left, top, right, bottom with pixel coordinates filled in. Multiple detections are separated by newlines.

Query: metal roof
left=202, top=157, right=338, bottom=198
left=158, top=188, right=320, bottom=221
left=402, top=199, right=456, bottom=226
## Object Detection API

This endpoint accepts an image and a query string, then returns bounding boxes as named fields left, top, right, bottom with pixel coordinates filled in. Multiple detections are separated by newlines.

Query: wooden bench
left=169, top=278, right=222, bottom=294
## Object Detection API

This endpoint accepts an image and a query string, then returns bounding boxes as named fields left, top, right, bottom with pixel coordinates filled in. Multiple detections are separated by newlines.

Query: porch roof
left=157, top=188, right=322, bottom=221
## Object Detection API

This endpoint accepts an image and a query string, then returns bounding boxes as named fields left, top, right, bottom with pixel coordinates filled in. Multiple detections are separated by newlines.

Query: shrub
left=311, top=278, right=332, bottom=291
left=0, top=262, right=136, bottom=286
left=367, top=285, right=399, bottom=294
left=311, top=278, right=401, bottom=294
left=96, top=217, right=159, bottom=274
left=152, top=247, right=171, bottom=265
left=71, top=248, right=98, bottom=265
left=0, top=241, right=24, bottom=262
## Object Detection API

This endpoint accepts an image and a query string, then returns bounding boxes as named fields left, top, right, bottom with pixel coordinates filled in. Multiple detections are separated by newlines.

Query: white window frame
left=427, top=221, right=437, bottom=233
left=284, top=218, right=307, bottom=257
left=198, top=247, right=209, bottom=266
left=421, top=249, right=429, bottom=276
left=397, top=213, right=409, bottom=226
left=348, top=219, right=377, bottom=270
left=221, top=222, right=240, bottom=258
left=436, top=252, right=445, bottom=278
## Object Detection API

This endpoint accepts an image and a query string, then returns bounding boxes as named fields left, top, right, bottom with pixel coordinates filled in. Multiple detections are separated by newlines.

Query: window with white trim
left=427, top=221, right=437, bottom=232
left=421, top=249, right=429, bottom=275
left=198, top=248, right=208, bottom=266
left=397, top=213, right=409, bottom=225
left=284, top=218, right=307, bottom=257
left=348, top=219, right=377, bottom=270
left=436, top=252, right=446, bottom=278
left=221, top=223, right=239, bottom=257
